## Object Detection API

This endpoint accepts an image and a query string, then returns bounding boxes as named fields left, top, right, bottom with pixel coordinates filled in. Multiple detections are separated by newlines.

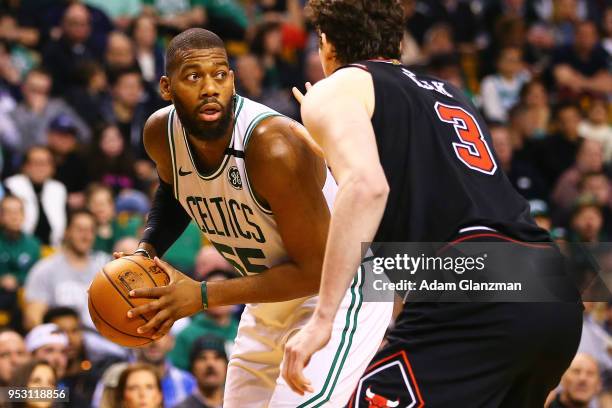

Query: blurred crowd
left=0, top=0, right=609, bottom=407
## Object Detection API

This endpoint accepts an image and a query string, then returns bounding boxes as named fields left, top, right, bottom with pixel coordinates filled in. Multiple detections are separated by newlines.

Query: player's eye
left=214, top=71, right=227, bottom=80
left=187, top=72, right=199, bottom=81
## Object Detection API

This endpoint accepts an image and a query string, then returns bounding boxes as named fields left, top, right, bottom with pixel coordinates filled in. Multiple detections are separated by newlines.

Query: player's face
left=164, top=48, right=235, bottom=141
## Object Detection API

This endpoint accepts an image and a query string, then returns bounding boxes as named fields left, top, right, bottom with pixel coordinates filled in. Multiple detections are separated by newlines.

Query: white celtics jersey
left=168, top=95, right=338, bottom=278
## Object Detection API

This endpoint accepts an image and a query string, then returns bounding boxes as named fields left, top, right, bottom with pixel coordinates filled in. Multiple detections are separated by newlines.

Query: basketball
left=88, top=256, right=170, bottom=347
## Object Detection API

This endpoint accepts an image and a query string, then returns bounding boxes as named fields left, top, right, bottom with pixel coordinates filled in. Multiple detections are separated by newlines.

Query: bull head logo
left=365, top=386, right=400, bottom=408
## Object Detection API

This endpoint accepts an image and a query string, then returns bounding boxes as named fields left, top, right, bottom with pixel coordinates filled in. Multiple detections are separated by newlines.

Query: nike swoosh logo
left=178, top=167, right=192, bottom=176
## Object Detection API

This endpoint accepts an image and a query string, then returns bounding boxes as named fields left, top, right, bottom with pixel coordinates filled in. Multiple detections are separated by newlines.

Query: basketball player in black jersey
left=282, top=1, right=583, bottom=407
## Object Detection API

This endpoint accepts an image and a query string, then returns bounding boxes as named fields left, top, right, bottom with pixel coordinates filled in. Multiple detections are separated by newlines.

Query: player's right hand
left=291, top=82, right=313, bottom=105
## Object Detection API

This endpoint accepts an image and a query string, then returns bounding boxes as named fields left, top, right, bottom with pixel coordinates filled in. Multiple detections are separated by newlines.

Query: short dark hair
left=305, top=0, right=403, bottom=65
left=43, top=306, right=80, bottom=324
left=108, top=66, right=142, bottom=88
left=165, top=28, right=225, bottom=75
left=67, top=208, right=96, bottom=228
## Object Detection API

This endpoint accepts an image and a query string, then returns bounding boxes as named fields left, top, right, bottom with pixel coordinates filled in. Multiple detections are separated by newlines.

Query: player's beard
left=174, top=96, right=234, bottom=141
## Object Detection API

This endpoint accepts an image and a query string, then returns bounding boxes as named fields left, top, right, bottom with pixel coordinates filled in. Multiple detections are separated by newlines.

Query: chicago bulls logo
left=349, top=351, right=424, bottom=408
left=365, top=387, right=399, bottom=408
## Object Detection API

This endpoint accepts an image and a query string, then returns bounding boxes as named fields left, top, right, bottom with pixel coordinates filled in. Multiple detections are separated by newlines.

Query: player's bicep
left=247, top=131, right=330, bottom=278
left=302, top=84, right=384, bottom=188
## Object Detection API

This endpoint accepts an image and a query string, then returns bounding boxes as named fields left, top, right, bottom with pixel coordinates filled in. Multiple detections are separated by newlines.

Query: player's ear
left=159, top=76, right=172, bottom=101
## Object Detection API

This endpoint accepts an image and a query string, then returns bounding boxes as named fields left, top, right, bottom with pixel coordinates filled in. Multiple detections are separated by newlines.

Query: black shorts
left=347, top=232, right=583, bottom=408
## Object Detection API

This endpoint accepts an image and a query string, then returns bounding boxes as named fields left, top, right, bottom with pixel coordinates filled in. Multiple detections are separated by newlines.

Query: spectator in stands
left=490, top=124, right=548, bottom=201
left=421, top=23, right=455, bottom=62
left=86, top=183, right=142, bottom=253
left=552, top=20, right=612, bottom=99
left=480, top=46, right=531, bottom=123
left=4, top=146, right=67, bottom=247
left=83, top=0, right=142, bottom=31
left=569, top=197, right=605, bottom=243
left=193, top=246, right=233, bottom=280
left=529, top=103, right=583, bottom=187
left=9, top=360, right=58, bottom=408
left=235, top=53, right=298, bottom=120
left=579, top=172, right=612, bottom=235
left=142, top=0, right=206, bottom=34
left=603, top=6, right=612, bottom=56
left=113, top=236, right=140, bottom=255
left=105, top=31, right=137, bottom=76
left=0, top=195, right=40, bottom=287
left=23, top=210, right=109, bottom=330
left=93, top=361, right=129, bottom=408
left=547, top=352, right=602, bottom=408
left=9, top=68, right=91, bottom=154
left=519, top=80, right=551, bottom=140
left=64, top=62, right=109, bottom=131
left=251, top=21, right=301, bottom=91
left=24, top=323, right=68, bottom=381
left=115, top=363, right=164, bottom=408
left=578, top=99, right=612, bottom=163
left=86, top=124, right=140, bottom=194
left=43, top=307, right=126, bottom=407
left=131, top=335, right=195, bottom=408
left=507, top=105, right=533, bottom=155
left=101, top=67, right=153, bottom=159
left=46, top=114, right=89, bottom=209
left=170, top=270, right=238, bottom=372
left=131, top=15, right=165, bottom=86
left=529, top=199, right=553, bottom=232
left=0, top=329, right=30, bottom=386
left=42, top=3, right=101, bottom=95
left=552, top=138, right=604, bottom=212
left=174, top=335, right=227, bottom=408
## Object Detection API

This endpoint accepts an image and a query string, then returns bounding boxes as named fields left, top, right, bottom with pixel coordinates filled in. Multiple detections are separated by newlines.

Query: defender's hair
left=165, top=28, right=226, bottom=75
left=306, top=0, right=404, bottom=65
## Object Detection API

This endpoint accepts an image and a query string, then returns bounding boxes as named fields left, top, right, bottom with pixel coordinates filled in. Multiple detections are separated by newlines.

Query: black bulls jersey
left=347, top=60, right=548, bottom=242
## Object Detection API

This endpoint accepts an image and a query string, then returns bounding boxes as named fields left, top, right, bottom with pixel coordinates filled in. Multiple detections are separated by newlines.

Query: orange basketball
left=88, top=256, right=170, bottom=347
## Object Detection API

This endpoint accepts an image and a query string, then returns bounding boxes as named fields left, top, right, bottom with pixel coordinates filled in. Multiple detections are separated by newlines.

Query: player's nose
left=200, top=78, right=220, bottom=98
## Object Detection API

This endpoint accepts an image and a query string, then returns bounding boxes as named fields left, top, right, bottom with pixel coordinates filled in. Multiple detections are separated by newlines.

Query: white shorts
left=223, top=266, right=394, bottom=408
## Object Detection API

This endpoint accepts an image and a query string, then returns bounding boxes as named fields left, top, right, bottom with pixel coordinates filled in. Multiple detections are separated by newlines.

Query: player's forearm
left=314, top=176, right=388, bottom=323
left=139, top=180, right=191, bottom=257
left=206, top=262, right=320, bottom=307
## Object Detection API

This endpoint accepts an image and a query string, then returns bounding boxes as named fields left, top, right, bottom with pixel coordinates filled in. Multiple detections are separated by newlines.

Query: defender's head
left=306, top=0, right=404, bottom=76
left=160, top=28, right=235, bottom=141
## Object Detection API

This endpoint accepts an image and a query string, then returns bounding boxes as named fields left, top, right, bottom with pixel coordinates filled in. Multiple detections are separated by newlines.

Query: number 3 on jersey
left=434, top=102, right=497, bottom=175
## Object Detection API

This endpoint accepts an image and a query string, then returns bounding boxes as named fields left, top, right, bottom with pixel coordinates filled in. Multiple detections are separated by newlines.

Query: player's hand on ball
left=282, top=316, right=332, bottom=395
left=126, top=257, right=202, bottom=339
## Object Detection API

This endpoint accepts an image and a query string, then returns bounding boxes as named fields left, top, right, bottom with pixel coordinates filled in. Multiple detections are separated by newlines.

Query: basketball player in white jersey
left=120, top=28, right=392, bottom=407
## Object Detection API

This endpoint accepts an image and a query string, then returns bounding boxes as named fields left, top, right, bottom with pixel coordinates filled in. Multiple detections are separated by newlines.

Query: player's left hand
left=282, top=316, right=333, bottom=395
left=126, top=257, right=203, bottom=339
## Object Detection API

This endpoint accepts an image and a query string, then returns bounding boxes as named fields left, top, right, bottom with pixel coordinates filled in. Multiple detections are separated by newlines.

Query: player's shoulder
left=311, top=66, right=373, bottom=98
left=144, top=105, right=173, bottom=138
left=304, top=66, right=375, bottom=117
left=248, top=116, right=312, bottom=170
left=143, top=106, right=173, bottom=160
